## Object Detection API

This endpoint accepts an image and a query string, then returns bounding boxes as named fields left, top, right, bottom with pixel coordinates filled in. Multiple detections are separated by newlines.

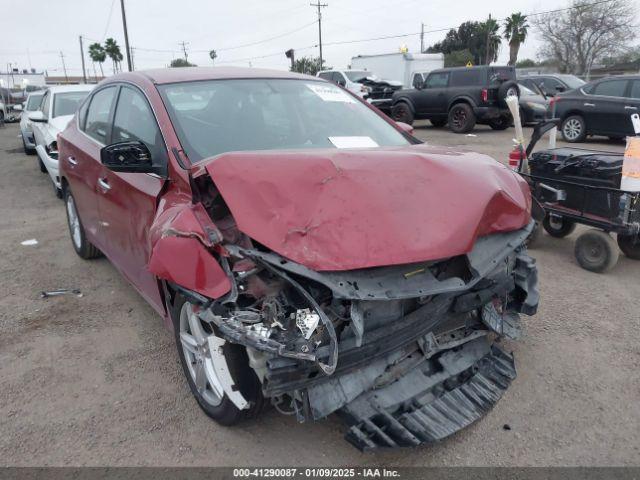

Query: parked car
left=317, top=69, right=402, bottom=113
left=58, top=67, right=539, bottom=450
left=391, top=65, right=520, bottom=133
left=350, top=52, right=444, bottom=88
left=518, top=74, right=585, bottom=97
left=29, top=84, right=94, bottom=196
left=553, top=75, right=640, bottom=142
left=518, top=83, right=549, bottom=125
left=19, top=91, right=46, bottom=154
left=0, top=99, right=5, bottom=122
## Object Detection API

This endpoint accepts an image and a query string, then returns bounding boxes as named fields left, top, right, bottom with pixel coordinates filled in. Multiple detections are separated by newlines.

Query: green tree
left=170, top=58, right=197, bottom=67
left=515, top=58, right=537, bottom=68
left=427, top=20, right=499, bottom=65
left=503, top=13, right=529, bottom=66
left=88, top=43, right=106, bottom=77
left=444, top=49, right=475, bottom=67
left=478, top=17, right=501, bottom=64
left=104, top=38, right=123, bottom=73
left=290, top=56, right=328, bottom=76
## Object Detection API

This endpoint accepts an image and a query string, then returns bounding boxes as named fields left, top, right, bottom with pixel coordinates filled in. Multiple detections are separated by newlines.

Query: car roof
left=45, top=84, right=95, bottom=94
left=110, top=67, right=317, bottom=85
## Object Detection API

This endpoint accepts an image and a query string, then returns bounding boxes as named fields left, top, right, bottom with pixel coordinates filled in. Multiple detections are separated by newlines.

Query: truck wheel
left=617, top=234, right=640, bottom=260
left=448, top=103, right=476, bottom=133
left=430, top=118, right=447, bottom=128
left=542, top=215, right=576, bottom=238
left=561, top=115, right=586, bottom=143
left=172, top=295, right=265, bottom=425
left=499, top=81, right=520, bottom=107
left=488, top=116, right=511, bottom=130
left=575, top=229, right=619, bottom=273
left=391, top=103, right=414, bottom=125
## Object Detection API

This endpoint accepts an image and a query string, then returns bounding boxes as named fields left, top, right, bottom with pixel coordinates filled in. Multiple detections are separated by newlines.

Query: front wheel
left=448, top=103, right=476, bottom=133
left=561, top=115, right=586, bottom=143
left=64, top=188, right=102, bottom=259
left=575, top=229, right=619, bottom=273
left=391, top=102, right=414, bottom=125
left=617, top=234, right=640, bottom=260
left=172, top=296, right=264, bottom=425
left=543, top=215, right=576, bottom=238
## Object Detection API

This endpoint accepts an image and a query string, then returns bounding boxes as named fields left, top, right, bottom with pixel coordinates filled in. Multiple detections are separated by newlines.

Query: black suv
left=390, top=65, right=519, bottom=133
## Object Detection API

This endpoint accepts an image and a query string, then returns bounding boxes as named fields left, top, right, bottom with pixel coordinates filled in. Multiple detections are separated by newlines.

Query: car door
left=586, top=79, right=630, bottom=135
left=64, top=86, right=119, bottom=249
left=624, top=80, right=640, bottom=131
left=31, top=90, right=50, bottom=148
left=96, top=84, right=167, bottom=313
left=415, top=71, right=449, bottom=115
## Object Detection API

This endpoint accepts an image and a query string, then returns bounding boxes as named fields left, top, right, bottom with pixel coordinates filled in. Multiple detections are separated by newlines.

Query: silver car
left=20, top=91, right=46, bottom=155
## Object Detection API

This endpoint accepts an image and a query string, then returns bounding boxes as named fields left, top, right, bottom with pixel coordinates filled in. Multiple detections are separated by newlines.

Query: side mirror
left=555, top=85, right=566, bottom=93
left=337, top=80, right=346, bottom=87
left=28, top=111, right=46, bottom=122
left=101, top=141, right=157, bottom=173
left=396, top=121, right=414, bottom=136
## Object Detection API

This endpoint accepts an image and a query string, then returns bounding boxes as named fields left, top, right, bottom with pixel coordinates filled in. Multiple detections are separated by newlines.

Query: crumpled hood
left=204, top=144, right=531, bottom=271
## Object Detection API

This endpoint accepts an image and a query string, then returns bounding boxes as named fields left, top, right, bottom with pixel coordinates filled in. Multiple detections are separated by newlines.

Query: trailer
left=350, top=52, right=444, bottom=89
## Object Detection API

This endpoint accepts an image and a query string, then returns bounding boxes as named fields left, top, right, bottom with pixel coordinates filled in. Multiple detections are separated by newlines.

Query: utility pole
left=420, top=23, right=424, bottom=53
left=310, top=2, right=327, bottom=69
left=79, top=35, right=87, bottom=83
left=59, top=52, right=68, bottom=83
left=130, top=47, right=135, bottom=71
left=485, top=14, right=492, bottom=65
left=120, top=0, right=133, bottom=71
left=179, top=41, right=190, bottom=62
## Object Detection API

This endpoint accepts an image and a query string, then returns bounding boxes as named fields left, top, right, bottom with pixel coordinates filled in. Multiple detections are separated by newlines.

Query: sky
left=1, top=0, right=639, bottom=77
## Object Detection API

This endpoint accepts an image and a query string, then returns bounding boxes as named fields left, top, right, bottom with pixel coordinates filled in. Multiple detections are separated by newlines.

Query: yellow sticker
left=466, top=61, right=473, bottom=67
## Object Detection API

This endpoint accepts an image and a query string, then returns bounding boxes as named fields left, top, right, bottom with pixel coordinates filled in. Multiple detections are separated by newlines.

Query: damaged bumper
left=195, top=222, right=538, bottom=449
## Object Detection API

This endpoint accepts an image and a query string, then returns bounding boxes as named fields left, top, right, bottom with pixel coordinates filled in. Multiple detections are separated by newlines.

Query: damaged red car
left=58, top=67, right=539, bottom=450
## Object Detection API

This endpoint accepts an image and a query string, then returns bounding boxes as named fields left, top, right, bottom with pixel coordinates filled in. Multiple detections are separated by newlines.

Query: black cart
left=518, top=120, right=640, bottom=273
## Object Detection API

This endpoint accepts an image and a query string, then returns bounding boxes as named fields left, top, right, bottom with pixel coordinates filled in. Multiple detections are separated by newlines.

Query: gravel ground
left=0, top=121, right=638, bottom=466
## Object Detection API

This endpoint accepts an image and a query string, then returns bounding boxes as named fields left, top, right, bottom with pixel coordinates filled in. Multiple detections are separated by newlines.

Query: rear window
left=593, top=80, right=628, bottom=97
left=450, top=69, right=482, bottom=87
left=489, top=67, right=515, bottom=83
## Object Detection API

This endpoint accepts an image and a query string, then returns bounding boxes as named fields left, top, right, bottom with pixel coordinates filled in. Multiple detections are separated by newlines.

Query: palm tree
left=104, top=38, right=124, bottom=74
left=88, top=43, right=106, bottom=79
left=480, top=17, right=501, bottom=64
left=503, top=13, right=529, bottom=66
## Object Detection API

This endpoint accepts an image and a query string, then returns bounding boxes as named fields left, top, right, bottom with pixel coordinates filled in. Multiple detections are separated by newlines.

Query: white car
left=20, top=91, right=46, bottom=154
left=317, top=70, right=374, bottom=97
left=30, top=84, right=94, bottom=197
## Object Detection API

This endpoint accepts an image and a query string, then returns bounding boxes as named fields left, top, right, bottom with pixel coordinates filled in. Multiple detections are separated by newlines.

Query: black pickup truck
left=391, top=65, right=520, bottom=133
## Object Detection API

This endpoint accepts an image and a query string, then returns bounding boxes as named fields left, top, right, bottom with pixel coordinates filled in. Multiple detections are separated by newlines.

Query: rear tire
left=542, top=215, right=576, bottom=238
left=448, top=103, right=476, bottom=133
left=617, top=234, right=640, bottom=260
left=64, top=188, right=102, bottom=259
left=391, top=102, right=414, bottom=125
left=171, top=295, right=265, bottom=425
left=561, top=115, right=586, bottom=143
left=430, top=118, right=447, bottom=128
left=575, top=229, right=619, bottom=273
left=488, top=115, right=511, bottom=130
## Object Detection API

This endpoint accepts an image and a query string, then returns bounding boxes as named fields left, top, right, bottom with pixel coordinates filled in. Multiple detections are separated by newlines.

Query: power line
left=101, top=0, right=117, bottom=41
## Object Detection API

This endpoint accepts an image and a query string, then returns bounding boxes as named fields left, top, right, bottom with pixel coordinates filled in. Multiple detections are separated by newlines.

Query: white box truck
left=350, top=52, right=444, bottom=89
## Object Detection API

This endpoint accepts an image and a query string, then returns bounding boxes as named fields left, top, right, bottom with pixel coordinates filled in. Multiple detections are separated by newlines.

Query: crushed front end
left=195, top=222, right=538, bottom=450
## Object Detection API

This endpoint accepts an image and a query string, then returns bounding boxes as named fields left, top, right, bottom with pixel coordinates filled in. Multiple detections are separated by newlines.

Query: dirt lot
left=0, top=121, right=638, bottom=466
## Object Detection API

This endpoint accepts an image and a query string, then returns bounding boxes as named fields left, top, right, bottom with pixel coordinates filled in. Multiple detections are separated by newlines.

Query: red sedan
left=58, top=67, right=539, bottom=450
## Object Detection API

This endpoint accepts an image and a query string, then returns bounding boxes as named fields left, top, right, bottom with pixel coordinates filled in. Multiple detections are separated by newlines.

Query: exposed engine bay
left=160, top=165, right=539, bottom=450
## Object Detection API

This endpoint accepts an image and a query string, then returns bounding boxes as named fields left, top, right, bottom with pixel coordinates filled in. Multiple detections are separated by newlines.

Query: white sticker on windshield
left=328, top=136, right=379, bottom=149
left=307, top=83, right=355, bottom=103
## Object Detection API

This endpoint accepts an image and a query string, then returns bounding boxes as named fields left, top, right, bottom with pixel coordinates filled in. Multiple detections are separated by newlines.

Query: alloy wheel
left=563, top=118, right=582, bottom=141
left=66, top=194, right=82, bottom=250
left=179, top=302, right=226, bottom=407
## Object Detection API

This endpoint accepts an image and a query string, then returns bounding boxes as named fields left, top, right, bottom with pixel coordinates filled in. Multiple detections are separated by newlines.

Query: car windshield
left=344, top=71, right=370, bottom=82
left=26, top=94, right=44, bottom=111
left=158, top=79, right=410, bottom=163
left=52, top=91, right=90, bottom=118
left=558, top=75, right=585, bottom=89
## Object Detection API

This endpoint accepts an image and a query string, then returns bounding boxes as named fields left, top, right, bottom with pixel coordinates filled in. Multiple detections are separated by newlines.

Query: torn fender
left=149, top=236, right=231, bottom=299
left=204, top=144, right=531, bottom=271
left=148, top=200, right=229, bottom=299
